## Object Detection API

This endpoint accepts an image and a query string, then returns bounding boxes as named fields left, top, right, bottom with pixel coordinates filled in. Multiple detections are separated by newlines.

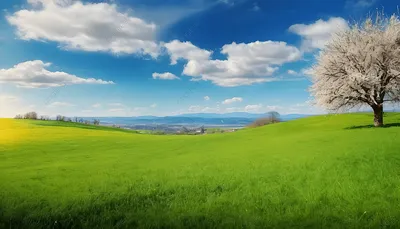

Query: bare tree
left=311, top=12, right=400, bottom=127
left=24, top=111, right=38, bottom=120
left=14, top=114, right=23, bottom=119
left=56, top=115, right=67, bottom=121
left=199, top=126, right=205, bottom=134
left=39, top=115, right=50, bottom=120
left=93, top=119, right=100, bottom=125
left=181, top=126, right=190, bottom=134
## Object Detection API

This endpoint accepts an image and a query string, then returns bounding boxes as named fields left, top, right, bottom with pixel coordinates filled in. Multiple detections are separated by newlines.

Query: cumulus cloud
left=287, top=70, right=297, bottom=75
left=164, top=40, right=212, bottom=65
left=108, top=108, right=125, bottom=112
left=7, top=0, right=160, bottom=57
left=92, top=103, right=101, bottom=108
left=301, top=67, right=314, bottom=76
left=225, top=104, right=278, bottom=113
left=222, top=97, right=243, bottom=105
left=150, top=103, right=157, bottom=108
left=289, top=17, right=349, bottom=51
left=179, top=41, right=301, bottom=87
left=152, top=72, right=180, bottom=80
left=204, top=96, right=210, bottom=101
left=345, top=0, right=376, bottom=9
left=219, top=0, right=235, bottom=6
left=0, top=60, right=114, bottom=88
left=188, top=105, right=219, bottom=113
left=188, top=105, right=201, bottom=112
left=244, top=104, right=262, bottom=112
left=184, top=103, right=284, bottom=114
left=48, top=101, right=74, bottom=107
left=108, top=103, right=124, bottom=107
left=252, top=2, right=260, bottom=11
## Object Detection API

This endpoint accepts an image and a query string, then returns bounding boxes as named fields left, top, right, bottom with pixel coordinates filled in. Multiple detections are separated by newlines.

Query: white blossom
left=310, top=12, right=400, bottom=126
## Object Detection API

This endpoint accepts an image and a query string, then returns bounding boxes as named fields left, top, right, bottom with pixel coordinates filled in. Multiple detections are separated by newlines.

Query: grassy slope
left=0, top=113, right=400, bottom=228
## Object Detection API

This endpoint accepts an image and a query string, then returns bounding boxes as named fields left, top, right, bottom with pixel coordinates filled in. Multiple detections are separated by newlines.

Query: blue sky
left=0, top=0, right=397, bottom=117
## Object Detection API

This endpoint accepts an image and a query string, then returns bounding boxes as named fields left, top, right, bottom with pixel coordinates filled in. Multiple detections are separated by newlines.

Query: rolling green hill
left=1, top=113, right=400, bottom=228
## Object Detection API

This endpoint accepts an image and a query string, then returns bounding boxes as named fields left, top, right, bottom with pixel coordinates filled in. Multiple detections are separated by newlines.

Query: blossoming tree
left=310, top=13, right=400, bottom=127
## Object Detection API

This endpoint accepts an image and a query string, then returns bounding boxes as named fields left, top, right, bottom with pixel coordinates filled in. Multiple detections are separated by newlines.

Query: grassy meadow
left=1, top=113, right=400, bottom=228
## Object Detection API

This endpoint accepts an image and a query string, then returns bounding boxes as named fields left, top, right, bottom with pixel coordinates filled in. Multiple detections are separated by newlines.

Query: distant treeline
left=14, top=111, right=102, bottom=126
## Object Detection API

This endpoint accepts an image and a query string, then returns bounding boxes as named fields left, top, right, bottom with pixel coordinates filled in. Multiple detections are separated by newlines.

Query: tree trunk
left=372, top=104, right=384, bottom=127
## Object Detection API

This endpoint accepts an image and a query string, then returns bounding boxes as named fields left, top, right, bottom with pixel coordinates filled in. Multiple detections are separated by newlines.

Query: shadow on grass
left=33, top=121, right=139, bottom=134
left=345, top=123, right=400, bottom=130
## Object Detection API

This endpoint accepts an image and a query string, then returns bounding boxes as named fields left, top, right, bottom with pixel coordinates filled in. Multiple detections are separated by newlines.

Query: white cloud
left=164, top=40, right=212, bottom=65
left=345, top=0, right=376, bottom=9
left=181, top=41, right=301, bottom=87
left=48, top=101, right=74, bottom=107
left=108, top=108, right=125, bottom=112
left=7, top=0, right=160, bottom=57
left=265, top=105, right=281, bottom=111
left=133, top=107, right=147, bottom=111
left=188, top=105, right=201, bottom=112
left=219, top=0, right=235, bottom=6
left=0, top=60, right=114, bottom=88
left=92, top=103, right=101, bottom=108
left=150, top=103, right=157, bottom=108
left=224, top=104, right=281, bottom=113
left=225, top=107, right=241, bottom=112
left=204, top=96, right=210, bottom=101
left=152, top=72, right=180, bottom=80
left=289, top=17, right=349, bottom=51
left=222, top=97, right=243, bottom=105
left=201, top=107, right=216, bottom=112
left=188, top=105, right=219, bottom=113
left=108, top=103, right=124, bottom=107
left=244, top=104, right=262, bottom=112
left=301, top=67, right=314, bottom=76
left=287, top=70, right=297, bottom=75
left=252, top=3, right=260, bottom=11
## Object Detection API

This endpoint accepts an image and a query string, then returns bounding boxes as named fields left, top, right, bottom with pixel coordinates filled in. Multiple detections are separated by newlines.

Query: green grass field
left=1, top=113, right=400, bottom=228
